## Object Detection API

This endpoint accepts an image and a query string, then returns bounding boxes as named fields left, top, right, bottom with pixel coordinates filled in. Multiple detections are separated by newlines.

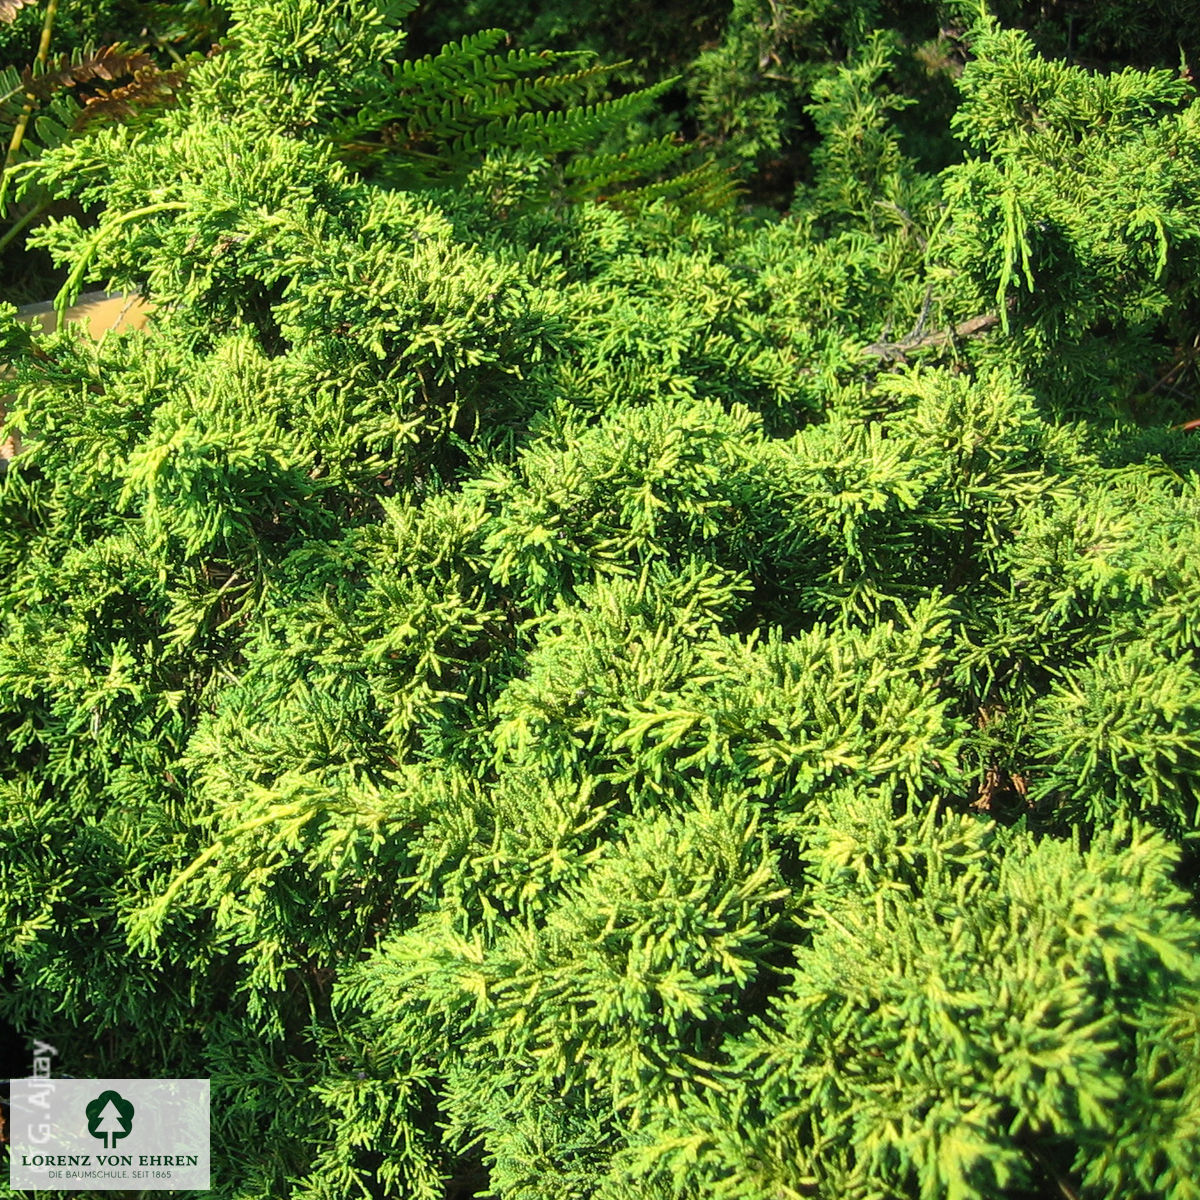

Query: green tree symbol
left=85, top=1090, right=135, bottom=1150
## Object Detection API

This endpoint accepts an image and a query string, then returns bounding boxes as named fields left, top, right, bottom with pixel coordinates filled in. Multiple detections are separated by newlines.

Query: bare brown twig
left=861, top=313, right=1000, bottom=363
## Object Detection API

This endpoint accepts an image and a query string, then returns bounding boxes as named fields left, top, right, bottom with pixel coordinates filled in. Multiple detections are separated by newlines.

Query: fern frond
left=0, top=64, right=27, bottom=119
left=0, top=0, right=36, bottom=24
left=30, top=89, right=77, bottom=153
left=392, top=33, right=563, bottom=89
left=378, top=0, right=422, bottom=19
left=328, top=41, right=680, bottom=205
left=75, top=61, right=193, bottom=130
left=605, top=158, right=745, bottom=215
left=458, top=78, right=678, bottom=159
left=336, top=43, right=588, bottom=146
left=562, top=136, right=685, bottom=191
left=397, top=28, right=513, bottom=86
left=391, top=64, right=614, bottom=143
left=21, top=45, right=155, bottom=102
left=488, top=59, right=616, bottom=112
left=461, top=61, right=617, bottom=127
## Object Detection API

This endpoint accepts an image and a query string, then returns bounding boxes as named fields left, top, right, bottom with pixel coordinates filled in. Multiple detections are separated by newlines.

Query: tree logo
left=85, top=1089, right=135, bottom=1149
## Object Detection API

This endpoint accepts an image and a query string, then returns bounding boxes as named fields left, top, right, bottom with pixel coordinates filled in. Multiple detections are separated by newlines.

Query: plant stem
left=0, top=0, right=61, bottom=217
left=54, top=200, right=188, bottom=326
left=0, top=194, right=48, bottom=257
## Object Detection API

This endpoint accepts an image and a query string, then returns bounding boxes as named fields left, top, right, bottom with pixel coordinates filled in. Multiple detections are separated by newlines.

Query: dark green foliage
left=0, top=3, right=1199, bottom=1200
left=0, top=1, right=225, bottom=63
left=988, top=0, right=1200, bottom=68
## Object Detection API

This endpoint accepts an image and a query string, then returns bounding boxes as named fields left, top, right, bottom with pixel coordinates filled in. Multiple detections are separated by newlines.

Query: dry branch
left=861, top=313, right=1000, bottom=363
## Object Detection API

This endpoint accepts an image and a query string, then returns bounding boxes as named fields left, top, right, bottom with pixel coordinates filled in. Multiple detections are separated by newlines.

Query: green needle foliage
left=0, top=3, right=1199, bottom=1199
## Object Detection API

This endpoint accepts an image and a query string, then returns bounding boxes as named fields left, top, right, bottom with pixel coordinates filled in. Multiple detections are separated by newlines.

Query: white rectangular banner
left=8, top=1079, right=210, bottom=1191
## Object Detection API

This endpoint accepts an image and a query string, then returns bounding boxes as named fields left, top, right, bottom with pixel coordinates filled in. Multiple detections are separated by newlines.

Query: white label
left=8, top=1079, right=209, bottom=1190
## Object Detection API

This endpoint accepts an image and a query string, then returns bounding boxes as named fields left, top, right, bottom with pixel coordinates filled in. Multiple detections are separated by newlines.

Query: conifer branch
left=53, top=200, right=187, bottom=324
left=4, top=8, right=1200, bottom=1198
left=129, top=799, right=313, bottom=950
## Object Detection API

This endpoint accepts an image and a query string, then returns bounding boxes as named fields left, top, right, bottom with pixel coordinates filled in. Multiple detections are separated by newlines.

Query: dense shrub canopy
left=1, top=2, right=1200, bottom=1199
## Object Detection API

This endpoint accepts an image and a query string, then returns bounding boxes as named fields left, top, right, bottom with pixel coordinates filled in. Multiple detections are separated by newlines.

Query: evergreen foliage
left=930, top=20, right=1200, bottom=409
left=0, top=3, right=1199, bottom=1200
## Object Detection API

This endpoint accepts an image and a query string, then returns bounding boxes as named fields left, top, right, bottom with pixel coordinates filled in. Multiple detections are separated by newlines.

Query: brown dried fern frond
left=21, top=45, right=154, bottom=101
left=0, top=0, right=38, bottom=26
left=75, top=62, right=190, bottom=129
